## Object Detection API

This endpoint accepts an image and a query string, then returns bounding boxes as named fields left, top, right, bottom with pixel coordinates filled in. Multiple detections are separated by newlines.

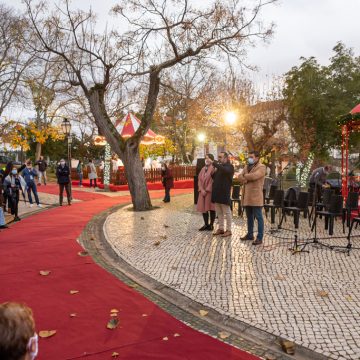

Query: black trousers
left=59, top=183, right=71, bottom=205
left=164, top=188, right=170, bottom=202
left=90, top=178, right=97, bottom=188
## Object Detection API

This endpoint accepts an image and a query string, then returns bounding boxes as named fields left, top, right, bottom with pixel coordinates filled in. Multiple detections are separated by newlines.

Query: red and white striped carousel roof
left=350, top=104, right=360, bottom=114
left=115, top=113, right=164, bottom=145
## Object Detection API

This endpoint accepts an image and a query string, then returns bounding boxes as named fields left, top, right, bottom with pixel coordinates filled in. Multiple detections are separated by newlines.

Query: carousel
left=340, top=104, right=360, bottom=200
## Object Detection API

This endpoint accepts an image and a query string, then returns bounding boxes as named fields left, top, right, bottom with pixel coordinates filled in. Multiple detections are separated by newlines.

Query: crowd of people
left=196, top=151, right=266, bottom=245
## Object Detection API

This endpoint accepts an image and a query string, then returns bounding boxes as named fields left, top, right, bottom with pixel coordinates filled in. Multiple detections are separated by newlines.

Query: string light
left=103, top=143, right=111, bottom=186
left=296, top=152, right=314, bottom=188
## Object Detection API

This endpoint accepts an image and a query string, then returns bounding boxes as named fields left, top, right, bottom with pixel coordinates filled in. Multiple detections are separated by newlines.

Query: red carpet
left=71, top=179, right=194, bottom=191
left=0, top=189, right=258, bottom=360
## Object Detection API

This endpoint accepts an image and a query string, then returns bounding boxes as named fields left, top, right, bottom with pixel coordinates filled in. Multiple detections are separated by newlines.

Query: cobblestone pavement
left=104, top=194, right=360, bottom=360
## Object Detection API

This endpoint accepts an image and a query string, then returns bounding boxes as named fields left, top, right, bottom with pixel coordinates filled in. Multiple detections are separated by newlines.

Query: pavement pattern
left=104, top=194, right=360, bottom=360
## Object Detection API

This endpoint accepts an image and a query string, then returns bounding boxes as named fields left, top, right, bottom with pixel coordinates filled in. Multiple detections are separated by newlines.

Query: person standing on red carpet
left=0, top=302, right=38, bottom=360
left=56, top=159, right=71, bottom=206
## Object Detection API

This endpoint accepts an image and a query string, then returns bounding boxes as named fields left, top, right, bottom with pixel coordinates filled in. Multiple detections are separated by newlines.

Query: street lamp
left=61, top=118, right=72, bottom=198
left=197, top=133, right=206, bottom=142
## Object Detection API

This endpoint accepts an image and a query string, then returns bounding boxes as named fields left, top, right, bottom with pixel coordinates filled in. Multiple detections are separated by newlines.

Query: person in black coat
left=56, top=159, right=71, bottom=206
left=210, top=152, right=234, bottom=237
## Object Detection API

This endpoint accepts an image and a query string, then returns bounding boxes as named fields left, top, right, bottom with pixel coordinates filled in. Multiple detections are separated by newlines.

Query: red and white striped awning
left=115, top=112, right=165, bottom=145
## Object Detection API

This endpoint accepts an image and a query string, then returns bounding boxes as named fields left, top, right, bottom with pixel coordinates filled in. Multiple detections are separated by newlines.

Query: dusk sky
left=5, top=0, right=360, bottom=117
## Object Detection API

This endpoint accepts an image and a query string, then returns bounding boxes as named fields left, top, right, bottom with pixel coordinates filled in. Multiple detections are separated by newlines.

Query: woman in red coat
left=196, top=154, right=216, bottom=231
left=161, top=162, right=174, bottom=203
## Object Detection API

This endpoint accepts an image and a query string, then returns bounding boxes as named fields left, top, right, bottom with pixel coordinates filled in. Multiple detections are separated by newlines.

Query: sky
left=4, top=0, right=360, bottom=118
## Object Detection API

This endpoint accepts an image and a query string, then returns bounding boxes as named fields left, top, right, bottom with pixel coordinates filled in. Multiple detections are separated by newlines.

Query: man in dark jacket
left=56, top=159, right=71, bottom=206
left=36, top=156, right=48, bottom=185
left=210, top=152, right=234, bottom=237
left=309, top=165, right=331, bottom=202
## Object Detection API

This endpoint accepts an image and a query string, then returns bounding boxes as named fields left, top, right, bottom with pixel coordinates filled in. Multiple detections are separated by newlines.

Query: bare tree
left=0, top=4, right=34, bottom=116
left=24, top=0, right=276, bottom=210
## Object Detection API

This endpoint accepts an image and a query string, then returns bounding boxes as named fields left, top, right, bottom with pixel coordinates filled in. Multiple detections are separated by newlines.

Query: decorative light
left=103, top=143, right=111, bottom=186
left=225, top=111, right=236, bottom=125
left=197, top=133, right=206, bottom=142
left=296, top=152, right=314, bottom=187
left=61, top=118, right=71, bottom=135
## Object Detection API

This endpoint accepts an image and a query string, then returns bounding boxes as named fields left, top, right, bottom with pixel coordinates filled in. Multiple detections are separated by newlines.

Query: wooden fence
left=71, top=165, right=196, bottom=185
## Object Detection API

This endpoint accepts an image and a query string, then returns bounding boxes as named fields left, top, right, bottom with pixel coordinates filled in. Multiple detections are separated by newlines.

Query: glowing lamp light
left=225, top=111, right=236, bottom=125
left=197, top=133, right=206, bottom=142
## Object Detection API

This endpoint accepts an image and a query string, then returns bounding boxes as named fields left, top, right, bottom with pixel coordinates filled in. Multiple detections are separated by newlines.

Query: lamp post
left=61, top=118, right=72, bottom=198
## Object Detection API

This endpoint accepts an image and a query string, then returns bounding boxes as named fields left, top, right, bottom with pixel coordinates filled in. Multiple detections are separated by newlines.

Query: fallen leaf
left=160, top=235, right=167, bottom=240
left=275, top=275, right=285, bottom=281
left=154, top=241, right=161, bottom=246
left=164, top=225, right=170, bottom=228
left=199, top=310, right=208, bottom=317
left=129, top=284, right=138, bottom=288
left=78, top=251, right=89, bottom=257
left=112, top=352, right=119, bottom=358
left=346, top=295, right=353, bottom=301
left=316, top=290, right=329, bottom=297
left=90, top=236, right=95, bottom=241
left=142, top=314, right=148, bottom=317
left=162, top=337, right=168, bottom=341
left=39, top=330, right=57, bottom=338
left=110, top=309, right=119, bottom=313
left=173, top=333, right=180, bottom=337
left=70, top=313, right=77, bottom=318
left=69, top=290, right=79, bottom=295
left=218, top=331, right=231, bottom=339
left=110, top=313, right=118, bottom=317
left=280, top=340, right=295, bottom=355
left=140, top=217, right=144, bottom=220
left=107, top=318, right=119, bottom=330
left=39, top=270, right=51, bottom=276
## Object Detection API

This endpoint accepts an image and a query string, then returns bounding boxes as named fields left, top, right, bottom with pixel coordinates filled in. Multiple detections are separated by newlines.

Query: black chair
left=312, top=195, right=343, bottom=235
left=309, top=188, right=333, bottom=221
left=342, top=192, right=359, bottom=232
left=347, top=216, right=360, bottom=240
left=265, top=184, right=277, bottom=204
left=279, top=191, right=309, bottom=229
left=231, top=185, right=242, bottom=216
left=264, top=189, right=284, bottom=225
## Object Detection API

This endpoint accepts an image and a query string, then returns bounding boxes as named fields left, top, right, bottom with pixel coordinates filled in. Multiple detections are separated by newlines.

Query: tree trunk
left=121, top=140, right=152, bottom=211
left=35, top=142, right=41, bottom=161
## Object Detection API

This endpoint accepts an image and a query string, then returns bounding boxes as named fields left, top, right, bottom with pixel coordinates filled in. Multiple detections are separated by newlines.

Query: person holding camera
left=238, top=150, right=266, bottom=245
left=210, top=152, right=234, bottom=237
left=22, top=160, right=41, bottom=208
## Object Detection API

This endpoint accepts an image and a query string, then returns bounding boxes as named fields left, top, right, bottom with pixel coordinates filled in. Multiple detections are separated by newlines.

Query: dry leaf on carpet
left=162, top=337, right=168, bottom=341
left=39, top=270, right=51, bottom=276
left=69, top=290, right=79, bottom=295
left=174, top=333, right=180, bottom=337
left=107, top=318, right=119, bottom=330
left=39, top=330, right=57, bottom=338
left=78, top=251, right=89, bottom=257
left=199, top=310, right=208, bottom=317
left=70, top=313, right=77, bottom=318
left=110, top=309, right=119, bottom=313
left=112, top=352, right=119, bottom=358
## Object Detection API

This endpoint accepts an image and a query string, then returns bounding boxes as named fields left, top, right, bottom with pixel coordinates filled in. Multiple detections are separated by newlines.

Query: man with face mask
left=238, top=150, right=266, bottom=245
left=56, top=159, right=71, bottom=206
left=22, top=161, right=41, bottom=208
left=0, top=302, right=38, bottom=360
left=3, top=167, right=26, bottom=222
left=210, top=152, right=235, bottom=237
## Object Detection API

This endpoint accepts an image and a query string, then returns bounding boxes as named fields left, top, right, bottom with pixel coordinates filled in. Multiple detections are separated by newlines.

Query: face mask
left=60, top=162, right=65, bottom=166
left=248, top=158, right=255, bottom=165
left=27, top=333, right=38, bottom=360
left=11, top=169, right=17, bottom=175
